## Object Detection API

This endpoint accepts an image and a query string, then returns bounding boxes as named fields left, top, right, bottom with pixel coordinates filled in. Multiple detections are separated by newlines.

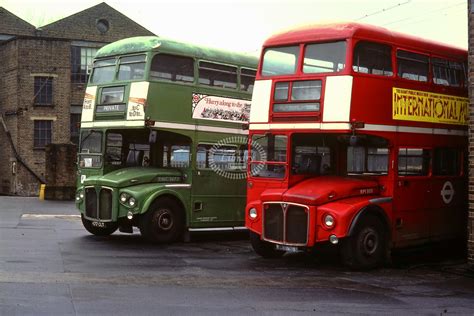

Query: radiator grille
left=263, top=203, right=308, bottom=246
left=263, top=204, right=284, bottom=242
left=99, top=188, right=113, bottom=220
left=84, top=187, right=113, bottom=221
left=286, top=205, right=308, bottom=244
left=85, top=187, right=97, bottom=219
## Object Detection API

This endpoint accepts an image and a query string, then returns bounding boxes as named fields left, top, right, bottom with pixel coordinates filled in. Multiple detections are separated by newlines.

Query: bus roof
left=264, top=22, right=466, bottom=59
left=95, top=36, right=258, bottom=67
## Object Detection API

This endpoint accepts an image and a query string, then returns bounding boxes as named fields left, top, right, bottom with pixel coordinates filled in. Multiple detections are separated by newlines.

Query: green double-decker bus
left=75, top=36, right=257, bottom=243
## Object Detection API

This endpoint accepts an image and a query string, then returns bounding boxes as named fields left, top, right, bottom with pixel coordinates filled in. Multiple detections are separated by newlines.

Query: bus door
left=393, top=147, right=431, bottom=245
left=429, top=148, right=466, bottom=240
left=190, top=143, right=246, bottom=226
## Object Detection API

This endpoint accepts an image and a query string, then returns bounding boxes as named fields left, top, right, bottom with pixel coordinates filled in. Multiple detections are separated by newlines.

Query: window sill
left=33, top=104, right=54, bottom=108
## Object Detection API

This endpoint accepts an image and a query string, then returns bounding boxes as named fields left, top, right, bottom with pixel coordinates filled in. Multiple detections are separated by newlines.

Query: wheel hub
left=154, top=209, right=173, bottom=231
left=362, top=230, right=378, bottom=255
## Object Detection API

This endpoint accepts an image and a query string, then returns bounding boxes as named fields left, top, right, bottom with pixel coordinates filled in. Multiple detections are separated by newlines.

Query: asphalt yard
left=0, top=197, right=473, bottom=315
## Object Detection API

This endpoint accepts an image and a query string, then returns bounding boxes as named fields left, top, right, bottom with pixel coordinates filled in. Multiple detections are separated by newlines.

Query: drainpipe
left=0, top=112, right=45, bottom=184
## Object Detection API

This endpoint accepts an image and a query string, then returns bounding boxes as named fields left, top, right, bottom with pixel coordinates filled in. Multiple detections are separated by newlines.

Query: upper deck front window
left=303, top=41, right=346, bottom=73
left=90, top=58, right=116, bottom=84
left=261, top=46, right=299, bottom=76
left=118, top=55, right=146, bottom=81
left=90, top=54, right=146, bottom=84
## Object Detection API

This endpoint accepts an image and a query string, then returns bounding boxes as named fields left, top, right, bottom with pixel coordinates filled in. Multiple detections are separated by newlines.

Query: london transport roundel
left=440, top=181, right=454, bottom=204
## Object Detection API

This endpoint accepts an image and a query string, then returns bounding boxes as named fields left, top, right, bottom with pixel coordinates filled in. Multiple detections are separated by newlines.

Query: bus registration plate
left=275, top=244, right=299, bottom=253
left=92, top=221, right=105, bottom=228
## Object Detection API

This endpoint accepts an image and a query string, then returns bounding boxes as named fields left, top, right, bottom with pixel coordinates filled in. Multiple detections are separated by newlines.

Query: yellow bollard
left=39, top=184, right=46, bottom=200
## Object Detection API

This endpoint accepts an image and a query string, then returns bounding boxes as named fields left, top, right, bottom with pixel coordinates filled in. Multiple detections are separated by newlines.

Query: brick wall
left=44, top=144, right=77, bottom=200
left=0, top=40, right=20, bottom=194
left=468, top=1, right=474, bottom=265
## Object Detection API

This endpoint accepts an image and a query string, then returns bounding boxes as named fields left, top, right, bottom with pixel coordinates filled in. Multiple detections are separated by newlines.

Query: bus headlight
left=76, top=190, right=84, bottom=202
left=119, top=192, right=136, bottom=208
left=323, top=214, right=335, bottom=228
left=120, top=193, right=128, bottom=203
left=249, top=208, right=258, bottom=219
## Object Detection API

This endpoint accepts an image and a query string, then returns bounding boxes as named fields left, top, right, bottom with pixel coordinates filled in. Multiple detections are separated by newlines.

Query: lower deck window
left=398, top=148, right=430, bottom=176
left=347, top=147, right=388, bottom=175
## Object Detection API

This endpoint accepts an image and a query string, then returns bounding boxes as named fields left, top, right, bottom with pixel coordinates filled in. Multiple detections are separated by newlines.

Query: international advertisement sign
left=392, top=87, right=468, bottom=125
left=192, top=93, right=251, bottom=123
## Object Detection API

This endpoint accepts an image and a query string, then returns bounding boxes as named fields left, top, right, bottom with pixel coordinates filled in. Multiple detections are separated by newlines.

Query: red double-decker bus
left=246, top=23, right=468, bottom=269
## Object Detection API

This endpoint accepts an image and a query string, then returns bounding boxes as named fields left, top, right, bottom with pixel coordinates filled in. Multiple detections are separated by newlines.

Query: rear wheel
left=341, top=215, right=386, bottom=269
left=250, top=231, right=284, bottom=258
left=139, top=197, right=184, bottom=243
left=81, top=214, right=118, bottom=236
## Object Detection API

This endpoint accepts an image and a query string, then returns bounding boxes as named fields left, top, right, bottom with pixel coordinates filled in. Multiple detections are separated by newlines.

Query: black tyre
left=81, top=214, right=118, bottom=236
left=250, top=231, right=284, bottom=258
left=139, top=197, right=184, bottom=243
left=341, top=215, right=386, bottom=270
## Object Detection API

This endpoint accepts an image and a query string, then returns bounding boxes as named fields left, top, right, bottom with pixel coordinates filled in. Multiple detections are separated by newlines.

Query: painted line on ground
left=21, top=214, right=81, bottom=220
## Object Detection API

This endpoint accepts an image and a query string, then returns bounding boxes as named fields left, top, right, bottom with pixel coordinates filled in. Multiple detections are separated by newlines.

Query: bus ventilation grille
left=99, top=188, right=113, bottom=220
left=263, top=203, right=308, bottom=246
left=85, top=187, right=113, bottom=221
left=85, top=187, right=97, bottom=219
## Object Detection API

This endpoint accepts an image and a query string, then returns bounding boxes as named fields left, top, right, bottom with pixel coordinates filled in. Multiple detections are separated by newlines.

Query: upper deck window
left=90, top=58, right=116, bottom=84
left=118, top=55, right=146, bottom=81
left=432, top=58, right=463, bottom=87
left=303, top=41, right=346, bottom=73
left=261, top=46, right=299, bottom=76
left=397, top=50, right=428, bottom=82
left=241, top=68, right=257, bottom=92
left=150, top=54, right=194, bottom=83
left=199, top=62, right=238, bottom=89
left=353, top=41, right=392, bottom=76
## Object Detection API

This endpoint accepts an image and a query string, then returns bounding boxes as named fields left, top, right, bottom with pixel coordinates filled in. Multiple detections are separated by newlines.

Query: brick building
left=469, top=2, right=474, bottom=266
left=0, top=2, right=155, bottom=196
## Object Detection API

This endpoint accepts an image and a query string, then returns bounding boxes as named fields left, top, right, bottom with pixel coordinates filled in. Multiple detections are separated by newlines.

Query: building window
left=70, top=114, right=81, bottom=145
left=34, top=120, right=52, bottom=148
left=34, top=77, right=53, bottom=105
left=96, top=19, right=110, bottom=34
left=71, top=46, right=99, bottom=83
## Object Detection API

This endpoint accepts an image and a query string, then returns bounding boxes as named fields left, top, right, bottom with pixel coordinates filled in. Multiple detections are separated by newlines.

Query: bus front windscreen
left=79, top=130, right=103, bottom=168
left=250, top=134, right=287, bottom=178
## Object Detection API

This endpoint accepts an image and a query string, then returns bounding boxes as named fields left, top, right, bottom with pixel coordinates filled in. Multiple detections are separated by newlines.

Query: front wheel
left=139, top=198, right=184, bottom=243
left=250, top=231, right=284, bottom=258
left=341, top=215, right=387, bottom=270
left=81, top=215, right=118, bottom=236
